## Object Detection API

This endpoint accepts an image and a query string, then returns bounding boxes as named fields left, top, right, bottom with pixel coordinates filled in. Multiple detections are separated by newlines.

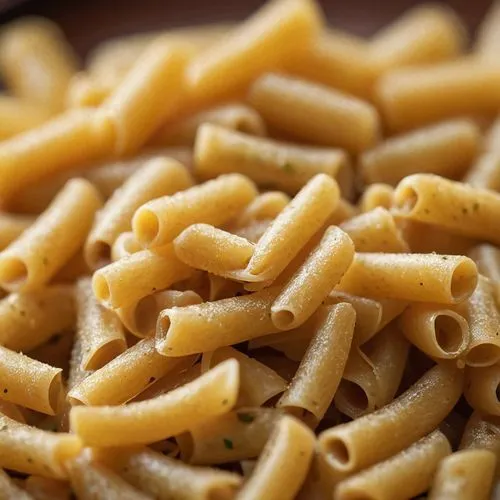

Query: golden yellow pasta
left=92, top=244, right=192, bottom=309
left=463, top=151, right=500, bottom=191
left=85, top=157, right=193, bottom=269
left=464, top=364, right=500, bottom=415
left=429, top=449, right=496, bottom=500
left=70, top=359, right=239, bottom=446
left=186, top=0, right=323, bottom=103
left=337, top=252, right=477, bottom=304
left=0, top=212, right=34, bottom=251
left=248, top=73, right=380, bottom=154
left=276, top=304, right=355, bottom=425
left=110, top=232, right=142, bottom=262
left=318, top=362, right=463, bottom=476
left=0, top=179, right=101, bottom=292
left=360, top=119, right=480, bottom=186
left=133, top=173, right=258, bottom=248
left=194, top=122, right=352, bottom=197
left=336, top=430, right=451, bottom=500
left=66, top=72, right=114, bottom=109
left=0, top=17, right=78, bottom=112
left=358, top=183, right=394, bottom=212
left=400, top=303, right=470, bottom=359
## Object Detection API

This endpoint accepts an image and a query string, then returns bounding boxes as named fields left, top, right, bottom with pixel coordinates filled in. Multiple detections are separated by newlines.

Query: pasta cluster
left=0, top=0, right=500, bottom=498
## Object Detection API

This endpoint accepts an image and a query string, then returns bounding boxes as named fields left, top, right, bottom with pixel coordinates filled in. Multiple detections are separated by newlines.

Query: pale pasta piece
left=0, top=413, right=81, bottom=478
left=337, top=252, right=477, bottom=304
left=0, top=95, right=52, bottom=140
left=393, top=174, right=500, bottom=245
left=117, top=290, right=202, bottom=338
left=0, top=110, right=112, bottom=202
left=174, top=224, right=255, bottom=276
left=276, top=304, right=355, bottom=425
left=241, top=174, right=339, bottom=283
left=85, top=157, right=193, bottom=269
left=0, top=346, right=63, bottom=415
left=237, top=415, right=315, bottom=500
left=358, top=183, right=394, bottom=212
left=93, top=447, right=241, bottom=500
left=248, top=73, right=380, bottom=154
left=463, top=275, right=500, bottom=367
left=75, top=278, right=126, bottom=371
left=202, top=346, right=286, bottom=407
left=271, top=227, right=354, bottom=329
left=318, top=362, right=463, bottom=476
left=360, top=119, right=480, bottom=186
left=463, top=152, right=500, bottom=191
left=25, top=476, right=72, bottom=500
left=429, top=449, right=496, bottom=500
left=151, top=103, right=266, bottom=147
left=156, top=287, right=281, bottom=356
left=0, top=179, right=101, bottom=291
left=194, top=123, right=352, bottom=197
left=68, top=338, right=195, bottom=406
left=464, top=364, right=500, bottom=415
left=0, top=286, right=74, bottom=352
left=233, top=192, right=290, bottom=227
left=101, top=38, right=194, bottom=155
left=66, top=72, right=114, bottom=108
left=133, top=173, right=258, bottom=248
left=178, top=408, right=282, bottom=464
left=476, top=0, right=500, bottom=61
left=460, top=412, right=500, bottom=453
left=186, top=0, right=323, bottom=103
left=70, top=359, right=239, bottom=447
left=68, top=451, right=150, bottom=500
left=369, top=4, right=466, bottom=71
left=376, top=60, right=500, bottom=131
left=339, top=207, right=408, bottom=253
left=335, top=323, right=409, bottom=418
left=400, top=303, right=470, bottom=359
left=336, top=430, right=451, bottom=500
left=0, top=468, right=33, bottom=500
left=0, top=17, right=78, bottom=111
left=92, top=244, right=192, bottom=309
left=111, top=232, right=142, bottom=261
left=468, top=244, right=500, bottom=290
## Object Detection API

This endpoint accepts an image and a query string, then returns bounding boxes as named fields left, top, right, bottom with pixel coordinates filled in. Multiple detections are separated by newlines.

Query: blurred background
left=0, top=0, right=494, bottom=57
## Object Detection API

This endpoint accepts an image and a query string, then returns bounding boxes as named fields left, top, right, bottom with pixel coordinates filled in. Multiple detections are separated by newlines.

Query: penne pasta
left=400, top=303, right=470, bottom=359
left=194, top=123, right=352, bottom=197
left=248, top=73, right=380, bottom=154
left=66, top=72, right=114, bottom=109
left=463, top=151, right=500, bottom=191
left=335, top=430, right=451, bottom=500
left=0, top=468, right=33, bottom=500
left=0, top=212, right=34, bottom=251
left=133, top=173, right=258, bottom=248
left=358, top=183, right=394, bottom=212
left=233, top=218, right=272, bottom=244
left=468, top=244, right=500, bottom=300
left=233, top=191, right=290, bottom=227
left=360, top=119, right=480, bottom=186
left=0, top=400, right=25, bottom=423
left=85, top=157, right=193, bottom=269
left=110, top=231, right=142, bottom=261
left=276, top=304, right=355, bottom=425
left=0, top=179, right=102, bottom=292
left=70, top=359, right=239, bottom=447
left=337, top=252, right=477, bottom=304
left=464, top=364, right=500, bottom=415
left=24, top=476, right=72, bottom=500
left=460, top=411, right=500, bottom=454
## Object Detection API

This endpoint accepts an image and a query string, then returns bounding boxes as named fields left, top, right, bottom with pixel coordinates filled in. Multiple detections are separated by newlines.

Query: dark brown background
left=0, top=0, right=494, bottom=58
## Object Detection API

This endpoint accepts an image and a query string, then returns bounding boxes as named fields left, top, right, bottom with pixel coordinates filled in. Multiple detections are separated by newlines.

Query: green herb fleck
left=223, top=438, right=234, bottom=450
left=282, top=161, right=295, bottom=173
left=237, top=412, right=255, bottom=423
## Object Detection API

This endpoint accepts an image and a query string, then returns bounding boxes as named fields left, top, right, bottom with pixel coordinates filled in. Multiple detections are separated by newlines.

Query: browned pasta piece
left=133, top=173, right=258, bottom=248
left=429, top=448, right=496, bottom=500
left=156, top=287, right=281, bottom=356
left=0, top=286, right=74, bottom=352
left=358, top=183, right=394, bottom=212
left=464, top=364, right=500, bottom=415
left=0, top=400, right=25, bottom=423
left=337, top=252, right=477, bottom=304
left=194, top=123, right=352, bottom=197
left=377, top=60, right=500, bottom=132
left=0, top=179, right=102, bottom=292
left=0, top=413, right=81, bottom=478
left=85, top=157, right=193, bottom=269
left=318, top=362, right=463, bottom=476
left=276, top=304, right=355, bottom=426
left=336, top=430, right=451, bottom=500
left=464, top=152, right=500, bottom=191
left=400, top=303, right=470, bottom=360
left=393, top=174, right=500, bottom=245
left=70, top=359, right=239, bottom=447
left=339, top=207, right=408, bottom=253
left=248, top=73, right=380, bottom=154
left=360, top=119, right=480, bottom=186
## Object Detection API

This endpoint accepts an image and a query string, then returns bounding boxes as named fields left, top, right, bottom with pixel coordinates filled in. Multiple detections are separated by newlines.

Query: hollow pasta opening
left=133, top=207, right=160, bottom=245
left=48, top=373, right=63, bottom=415
left=466, top=343, right=500, bottom=367
left=393, top=185, right=418, bottom=214
left=337, top=380, right=369, bottom=413
left=324, top=436, right=352, bottom=469
left=271, top=309, right=296, bottom=330
left=93, top=273, right=111, bottom=303
left=450, top=260, right=478, bottom=302
left=0, top=256, right=28, bottom=290
left=434, top=314, right=466, bottom=356
left=135, top=295, right=160, bottom=337
left=157, top=313, right=171, bottom=340
left=86, top=240, right=111, bottom=270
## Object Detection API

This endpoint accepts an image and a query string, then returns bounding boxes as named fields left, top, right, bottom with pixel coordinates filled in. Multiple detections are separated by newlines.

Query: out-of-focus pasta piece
left=0, top=96, right=52, bottom=140
left=24, top=476, right=72, bottom=500
left=0, top=468, right=34, bottom=500
left=463, top=151, right=500, bottom=191
left=475, top=0, right=500, bottom=62
left=464, top=364, right=500, bottom=415
left=358, top=183, right=394, bottom=212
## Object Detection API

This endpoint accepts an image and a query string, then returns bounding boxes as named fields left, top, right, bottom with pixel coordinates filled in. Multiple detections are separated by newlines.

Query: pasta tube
left=233, top=192, right=290, bottom=227
left=110, top=232, right=142, bottom=261
left=464, top=364, right=500, bottom=415
left=460, top=411, right=500, bottom=453
left=464, top=152, right=500, bottom=191
left=468, top=244, right=500, bottom=291
left=358, top=183, right=394, bottom=212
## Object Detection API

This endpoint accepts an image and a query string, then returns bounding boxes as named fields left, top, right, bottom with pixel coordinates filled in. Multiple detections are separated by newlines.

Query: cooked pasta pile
left=1, top=0, right=500, bottom=498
